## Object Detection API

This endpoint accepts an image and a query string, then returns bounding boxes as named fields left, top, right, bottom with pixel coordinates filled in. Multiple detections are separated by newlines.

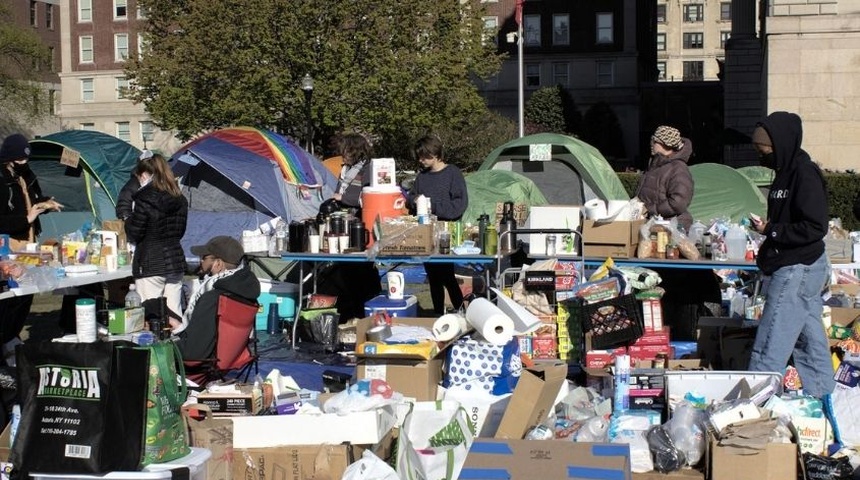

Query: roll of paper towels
left=465, top=298, right=515, bottom=345
left=433, top=313, right=470, bottom=342
left=607, top=200, right=631, bottom=220
left=584, top=199, right=608, bottom=220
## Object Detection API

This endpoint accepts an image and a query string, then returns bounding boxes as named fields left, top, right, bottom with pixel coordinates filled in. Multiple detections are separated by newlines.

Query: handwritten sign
left=529, top=143, right=552, bottom=162
left=60, top=147, right=81, bottom=168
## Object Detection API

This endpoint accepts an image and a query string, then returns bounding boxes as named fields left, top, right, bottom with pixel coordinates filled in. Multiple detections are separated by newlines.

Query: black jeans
left=0, top=294, right=33, bottom=344
left=424, top=263, right=463, bottom=314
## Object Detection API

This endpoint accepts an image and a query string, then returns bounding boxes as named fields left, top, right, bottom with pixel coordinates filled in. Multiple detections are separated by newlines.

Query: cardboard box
left=582, top=219, right=644, bottom=258
left=708, top=437, right=798, bottom=480
left=632, top=469, right=704, bottom=480
left=197, top=384, right=263, bottom=416
left=107, top=306, right=145, bottom=334
left=525, top=205, right=581, bottom=255
left=495, top=363, right=568, bottom=439
left=378, top=222, right=434, bottom=255
left=462, top=439, right=631, bottom=480
left=234, top=445, right=351, bottom=480
left=355, top=316, right=458, bottom=401
left=628, top=344, right=672, bottom=361
left=630, top=327, right=670, bottom=347
left=183, top=405, right=233, bottom=480
left=641, top=299, right=664, bottom=332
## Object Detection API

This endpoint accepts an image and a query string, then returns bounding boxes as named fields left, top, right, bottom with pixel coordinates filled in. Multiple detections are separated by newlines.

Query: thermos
left=477, top=214, right=488, bottom=253
left=288, top=221, right=304, bottom=252
left=498, top=201, right=517, bottom=254
left=349, top=220, right=369, bottom=251
left=267, top=302, right=280, bottom=335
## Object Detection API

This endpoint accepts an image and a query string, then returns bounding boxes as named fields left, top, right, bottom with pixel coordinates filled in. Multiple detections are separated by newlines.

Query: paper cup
left=327, top=236, right=338, bottom=254
left=308, top=235, right=320, bottom=253
left=105, top=254, right=118, bottom=272
left=338, top=235, right=349, bottom=253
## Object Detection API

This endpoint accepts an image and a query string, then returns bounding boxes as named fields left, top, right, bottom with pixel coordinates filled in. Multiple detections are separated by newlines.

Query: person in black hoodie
left=125, top=153, right=188, bottom=320
left=173, top=236, right=260, bottom=360
left=747, top=111, right=834, bottom=398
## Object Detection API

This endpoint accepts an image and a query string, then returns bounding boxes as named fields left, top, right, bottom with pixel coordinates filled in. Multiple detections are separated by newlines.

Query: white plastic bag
left=342, top=450, right=399, bottom=480
left=395, top=400, right=474, bottom=480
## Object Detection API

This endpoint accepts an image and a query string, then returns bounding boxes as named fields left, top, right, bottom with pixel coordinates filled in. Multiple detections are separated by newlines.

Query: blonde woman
left=125, top=154, right=188, bottom=318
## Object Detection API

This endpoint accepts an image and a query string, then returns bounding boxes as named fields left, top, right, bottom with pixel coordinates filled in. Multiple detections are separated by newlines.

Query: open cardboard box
left=582, top=219, right=644, bottom=258
left=355, top=316, right=462, bottom=401
left=495, top=362, right=568, bottom=439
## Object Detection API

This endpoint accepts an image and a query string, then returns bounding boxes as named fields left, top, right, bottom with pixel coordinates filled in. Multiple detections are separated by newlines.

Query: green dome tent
left=689, top=163, right=767, bottom=224
left=28, top=130, right=141, bottom=239
left=738, top=165, right=774, bottom=198
left=479, top=133, right=629, bottom=205
left=462, top=170, right=548, bottom=225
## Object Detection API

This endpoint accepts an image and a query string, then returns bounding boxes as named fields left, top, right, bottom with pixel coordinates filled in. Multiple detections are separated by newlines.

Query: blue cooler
left=364, top=295, right=418, bottom=318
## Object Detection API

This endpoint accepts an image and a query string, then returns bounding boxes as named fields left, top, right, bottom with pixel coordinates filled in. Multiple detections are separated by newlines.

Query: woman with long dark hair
left=125, top=153, right=188, bottom=318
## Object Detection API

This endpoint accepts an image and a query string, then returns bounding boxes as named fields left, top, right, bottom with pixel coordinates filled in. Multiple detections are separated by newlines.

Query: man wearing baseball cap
left=173, top=235, right=260, bottom=360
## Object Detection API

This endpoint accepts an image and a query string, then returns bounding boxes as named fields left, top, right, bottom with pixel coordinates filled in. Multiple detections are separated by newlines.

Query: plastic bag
left=637, top=218, right=657, bottom=258
left=646, top=425, right=686, bottom=473
left=803, top=452, right=854, bottom=480
left=574, top=415, right=609, bottom=443
left=342, top=450, right=399, bottom=480
left=666, top=401, right=707, bottom=467
left=323, top=379, right=403, bottom=414
left=17, top=266, right=59, bottom=292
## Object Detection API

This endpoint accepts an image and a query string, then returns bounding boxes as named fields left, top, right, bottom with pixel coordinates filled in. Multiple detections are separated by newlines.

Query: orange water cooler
left=361, top=187, right=407, bottom=247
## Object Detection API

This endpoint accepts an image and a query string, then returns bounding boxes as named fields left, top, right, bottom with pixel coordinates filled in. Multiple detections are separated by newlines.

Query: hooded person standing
left=747, top=111, right=833, bottom=398
left=0, top=134, right=62, bottom=356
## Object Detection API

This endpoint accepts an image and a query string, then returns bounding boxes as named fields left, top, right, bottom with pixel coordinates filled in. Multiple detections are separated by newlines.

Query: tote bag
left=395, top=400, right=474, bottom=480
left=141, top=341, right=191, bottom=465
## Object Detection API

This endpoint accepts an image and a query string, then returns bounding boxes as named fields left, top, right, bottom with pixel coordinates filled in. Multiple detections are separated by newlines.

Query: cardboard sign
left=60, top=147, right=81, bottom=168
left=528, top=143, right=552, bottom=161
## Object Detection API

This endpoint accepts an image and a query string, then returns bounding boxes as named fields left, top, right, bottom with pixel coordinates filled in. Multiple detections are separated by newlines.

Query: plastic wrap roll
left=584, top=199, right=608, bottom=220
left=432, top=313, right=469, bottom=342
left=465, top=298, right=515, bottom=345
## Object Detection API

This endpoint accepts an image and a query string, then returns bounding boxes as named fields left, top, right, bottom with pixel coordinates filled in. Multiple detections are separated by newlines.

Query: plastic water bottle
left=125, top=284, right=142, bottom=308
left=275, top=220, right=288, bottom=253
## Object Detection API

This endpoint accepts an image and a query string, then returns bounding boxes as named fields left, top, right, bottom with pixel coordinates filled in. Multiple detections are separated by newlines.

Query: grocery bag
left=11, top=341, right=149, bottom=478
left=141, top=341, right=191, bottom=465
left=395, top=400, right=474, bottom=480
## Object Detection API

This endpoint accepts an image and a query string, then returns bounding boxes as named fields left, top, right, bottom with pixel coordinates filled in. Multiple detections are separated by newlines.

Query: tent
left=169, top=127, right=337, bottom=257
left=462, top=170, right=548, bottom=225
left=27, top=130, right=141, bottom=240
left=689, top=163, right=767, bottom=224
left=478, top=133, right=629, bottom=205
left=738, top=165, right=774, bottom=198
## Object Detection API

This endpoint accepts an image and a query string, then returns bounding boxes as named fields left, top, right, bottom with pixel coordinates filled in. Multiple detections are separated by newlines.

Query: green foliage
left=0, top=5, right=52, bottom=122
left=616, top=171, right=860, bottom=231
left=524, top=85, right=582, bottom=136
left=581, top=102, right=625, bottom=160
left=435, top=111, right=517, bottom=172
left=126, top=0, right=504, bottom=150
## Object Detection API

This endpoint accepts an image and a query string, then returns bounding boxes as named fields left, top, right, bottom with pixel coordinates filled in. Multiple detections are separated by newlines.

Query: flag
left=515, top=0, right=523, bottom=28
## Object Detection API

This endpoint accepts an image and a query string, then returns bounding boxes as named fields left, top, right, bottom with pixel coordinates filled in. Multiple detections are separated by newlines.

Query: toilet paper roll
left=584, top=199, right=607, bottom=220
left=433, top=313, right=470, bottom=342
left=607, top=200, right=632, bottom=220
left=465, top=298, right=515, bottom=345
left=490, top=287, right=541, bottom=334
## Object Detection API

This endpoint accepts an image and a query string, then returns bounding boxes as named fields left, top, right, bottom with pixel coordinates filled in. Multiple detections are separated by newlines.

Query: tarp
left=478, top=133, right=629, bottom=205
left=462, top=170, right=549, bottom=225
left=169, top=127, right=337, bottom=258
left=689, top=163, right=767, bottom=224
left=27, top=130, right=141, bottom=239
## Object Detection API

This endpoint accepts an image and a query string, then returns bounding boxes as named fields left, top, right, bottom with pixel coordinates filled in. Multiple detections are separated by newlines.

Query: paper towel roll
left=433, top=313, right=470, bottom=342
left=584, top=199, right=607, bottom=220
left=607, top=200, right=631, bottom=220
left=490, top=287, right=541, bottom=334
left=465, top=298, right=515, bottom=345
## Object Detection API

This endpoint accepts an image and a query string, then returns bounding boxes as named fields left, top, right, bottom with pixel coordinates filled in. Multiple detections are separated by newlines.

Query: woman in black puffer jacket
left=125, top=154, right=188, bottom=318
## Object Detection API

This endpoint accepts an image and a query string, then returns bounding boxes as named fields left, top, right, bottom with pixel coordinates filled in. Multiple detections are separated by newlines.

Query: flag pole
left=516, top=0, right=525, bottom=138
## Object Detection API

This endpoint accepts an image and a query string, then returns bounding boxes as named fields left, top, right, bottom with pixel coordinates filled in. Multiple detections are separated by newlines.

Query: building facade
left=656, top=0, right=734, bottom=82
left=58, top=0, right=179, bottom=153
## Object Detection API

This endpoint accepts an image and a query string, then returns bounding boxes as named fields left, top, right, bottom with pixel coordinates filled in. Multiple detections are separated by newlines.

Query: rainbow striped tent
left=170, top=127, right=337, bottom=258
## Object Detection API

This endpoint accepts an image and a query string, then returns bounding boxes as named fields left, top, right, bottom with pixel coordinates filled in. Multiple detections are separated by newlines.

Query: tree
left=126, top=0, right=504, bottom=160
left=0, top=5, right=52, bottom=125
left=524, top=85, right=582, bottom=136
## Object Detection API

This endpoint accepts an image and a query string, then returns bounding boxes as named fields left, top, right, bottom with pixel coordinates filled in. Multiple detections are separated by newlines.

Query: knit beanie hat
left=0, top=134, right=31, bottom=163
left=651, top=126, right=683, bottom=150
left=752, top=126, right=773, bottom=147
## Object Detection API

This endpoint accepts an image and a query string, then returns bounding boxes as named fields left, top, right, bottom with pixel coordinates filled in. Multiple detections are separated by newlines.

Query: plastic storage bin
left=255, top=279, right=297, bottom=330
left=30, top=447, right=211, bottom=480
left=364, top=295, right=418, bottom=318
left=665, top=370, right=783, bottom=408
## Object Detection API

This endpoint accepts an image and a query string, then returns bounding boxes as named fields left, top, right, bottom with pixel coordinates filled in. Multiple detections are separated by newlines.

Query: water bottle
left=125, top=284, right=142, bottom=308
left=267, top=302, right=280, bottom=335
left=477, top=214, right=488, bottom=253
left=275, top=220, right=288, bottom=253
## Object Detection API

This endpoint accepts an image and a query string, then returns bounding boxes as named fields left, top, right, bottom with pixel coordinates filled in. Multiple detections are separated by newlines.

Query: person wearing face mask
left=0, top=133, right=63, bottom=359
left=125, top=153, right=188, bottom=320
left=747, top=112, right=833, bottom=399
left=408, top=134, right=468, bottom=314
left=172, top=236, right=260, bottom=360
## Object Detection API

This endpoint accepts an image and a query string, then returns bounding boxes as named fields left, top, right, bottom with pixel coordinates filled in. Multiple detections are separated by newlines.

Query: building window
left=46, top=4, right=54, bottom=29
left=116, top=77, right=130, bottom=99
left=116, top=122, right=131, bottom=142
left=80, top=36, right=94, bottom=63
left=48, top=89, right=56, bottom=114
left=684, top=4, right=704, bottom=22
left=657, top=33, right=666, bottom=51
left=79, top=0, right=92, bottom=22
left=80, top=123, right=95, bottom=130
left=525, top=63, right=540, bottom=87
left=683, top=61, right=704, bottom=81
left=552, top=62, right=569, bottom=86
left=683, top=32, right=704, bottom=49
left=721, top=31, right=731, bottom=49
left=140, top=121, right=155, bottom=144
left=138, top=34, right=146, bottom=58
left=657, top=61, right=666, bottom=80
left=524, top=15, right=540, bottom=46
left=553, top=14, right=569, bottom=46
left=48, top=46, right=55, bottom=72
left=115, top=34, right=129, bottom=61
left=721, top=2, right=732, bottom=21
left=81, top=78, right=94, bottom=102
left=114, top=0, right=128, bottom=19
left=30, top=1, right=37, bottom=27
left=657, top=4, right=666, bottom=23
left=596, top=13, right=613, bottom=44
left=597, top=61, right=614, bottom=87
left=482, top=17, right=498, bottom=46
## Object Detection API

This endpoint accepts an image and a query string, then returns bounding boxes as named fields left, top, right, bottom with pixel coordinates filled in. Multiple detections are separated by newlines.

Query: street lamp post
left=300, top=74, right=314, bottom=154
